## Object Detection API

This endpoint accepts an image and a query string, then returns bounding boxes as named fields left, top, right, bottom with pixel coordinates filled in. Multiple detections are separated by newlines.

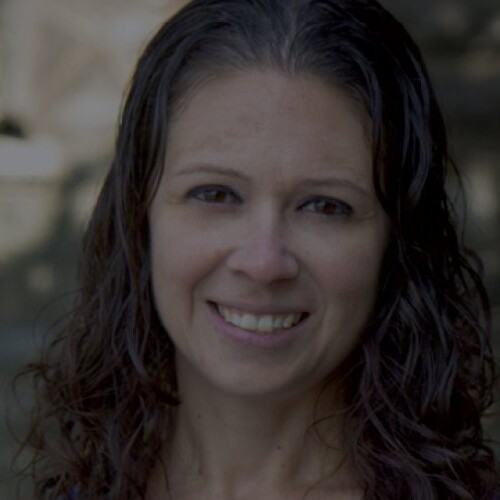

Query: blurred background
left=0, top=0, right=498, bottom=498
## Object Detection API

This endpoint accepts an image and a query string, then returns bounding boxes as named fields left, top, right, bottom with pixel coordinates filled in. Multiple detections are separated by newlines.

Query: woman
left=22, top=0, right=499, bottom=498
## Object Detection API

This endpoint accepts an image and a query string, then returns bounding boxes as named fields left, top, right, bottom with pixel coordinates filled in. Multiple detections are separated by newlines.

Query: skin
left=148, top=70, right=389, bottom=499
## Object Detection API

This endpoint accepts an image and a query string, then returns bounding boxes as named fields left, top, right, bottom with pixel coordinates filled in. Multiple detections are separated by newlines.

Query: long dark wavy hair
left=18, top=0, right=499, bottom=498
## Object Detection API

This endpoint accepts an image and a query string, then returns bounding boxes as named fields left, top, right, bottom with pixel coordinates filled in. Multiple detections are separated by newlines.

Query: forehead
left=165, top=69, right=373, bottom=189
left=170, top=69, right=369, bottom=133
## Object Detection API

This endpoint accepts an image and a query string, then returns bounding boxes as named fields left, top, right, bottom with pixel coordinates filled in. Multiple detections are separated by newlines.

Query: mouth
left=210, top=302, right=309, bottom=334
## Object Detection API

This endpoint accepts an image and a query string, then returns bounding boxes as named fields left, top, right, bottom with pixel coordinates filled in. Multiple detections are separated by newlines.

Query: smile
left=215, top=303, right=305, bottom=334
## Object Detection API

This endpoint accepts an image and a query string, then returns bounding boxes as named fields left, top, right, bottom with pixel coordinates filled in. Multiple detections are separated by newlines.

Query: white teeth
left=258, top=315, right=274, bottom=333
left=283, top=315, right=295, bottom=328
left=241, top=314, right=257, bottom=330
left=273, top=316, right=284, bottom=329
left=216, top=305, right=303, bottom=334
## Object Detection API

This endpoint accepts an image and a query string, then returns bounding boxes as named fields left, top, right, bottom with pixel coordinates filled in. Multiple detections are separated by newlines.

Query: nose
left=226, top=219, right=299, bottom=285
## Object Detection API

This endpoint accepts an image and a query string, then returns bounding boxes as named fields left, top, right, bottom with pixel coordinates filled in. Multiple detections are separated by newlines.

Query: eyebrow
left=173, top=164, right=250, bottom=182
left=298, top=177, right=371, bottom=198
left=173, top=163, right=371, bottom=197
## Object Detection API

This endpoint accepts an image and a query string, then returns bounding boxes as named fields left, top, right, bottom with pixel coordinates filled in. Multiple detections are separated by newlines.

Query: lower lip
left=207, top=302, right=307, bottom=349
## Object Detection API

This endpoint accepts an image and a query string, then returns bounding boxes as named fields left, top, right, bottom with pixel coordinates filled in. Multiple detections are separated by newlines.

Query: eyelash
left=187, top=185, right=241, bottom=204
left=299, top=197, right=353, bottom=217
left=187, top=186, right=353, bottom=217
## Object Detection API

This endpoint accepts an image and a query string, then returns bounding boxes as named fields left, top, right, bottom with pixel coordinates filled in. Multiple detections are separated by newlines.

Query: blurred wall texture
left=0, top=0, right=499, bottom=498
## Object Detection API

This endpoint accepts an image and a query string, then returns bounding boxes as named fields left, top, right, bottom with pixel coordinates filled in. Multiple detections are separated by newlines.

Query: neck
left=150, top=361, right=360, bottom=499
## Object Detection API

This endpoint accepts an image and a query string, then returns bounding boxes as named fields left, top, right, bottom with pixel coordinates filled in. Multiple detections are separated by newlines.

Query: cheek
left=149, top=217, right=225, bottom=309
left=314, top=233, right=387, bottom=363
left=314, top=228, right=386, bottom=304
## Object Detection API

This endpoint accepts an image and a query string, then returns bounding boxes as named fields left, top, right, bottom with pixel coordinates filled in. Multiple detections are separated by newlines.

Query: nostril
left=226, top=242, right=300, bottom=284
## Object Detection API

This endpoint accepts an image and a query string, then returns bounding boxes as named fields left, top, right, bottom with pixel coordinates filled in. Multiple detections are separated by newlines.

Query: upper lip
left=209, top=300, right=308, bottom=316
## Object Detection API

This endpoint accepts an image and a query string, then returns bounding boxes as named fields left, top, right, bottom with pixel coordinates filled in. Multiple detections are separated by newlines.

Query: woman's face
left=149, top=70, right=389, bottom=400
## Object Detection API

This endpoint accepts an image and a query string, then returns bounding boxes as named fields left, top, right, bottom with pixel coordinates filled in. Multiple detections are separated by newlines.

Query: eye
left=187, top=185, right=241, bottom=204
left=299, top=197, right=353, bottom=217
